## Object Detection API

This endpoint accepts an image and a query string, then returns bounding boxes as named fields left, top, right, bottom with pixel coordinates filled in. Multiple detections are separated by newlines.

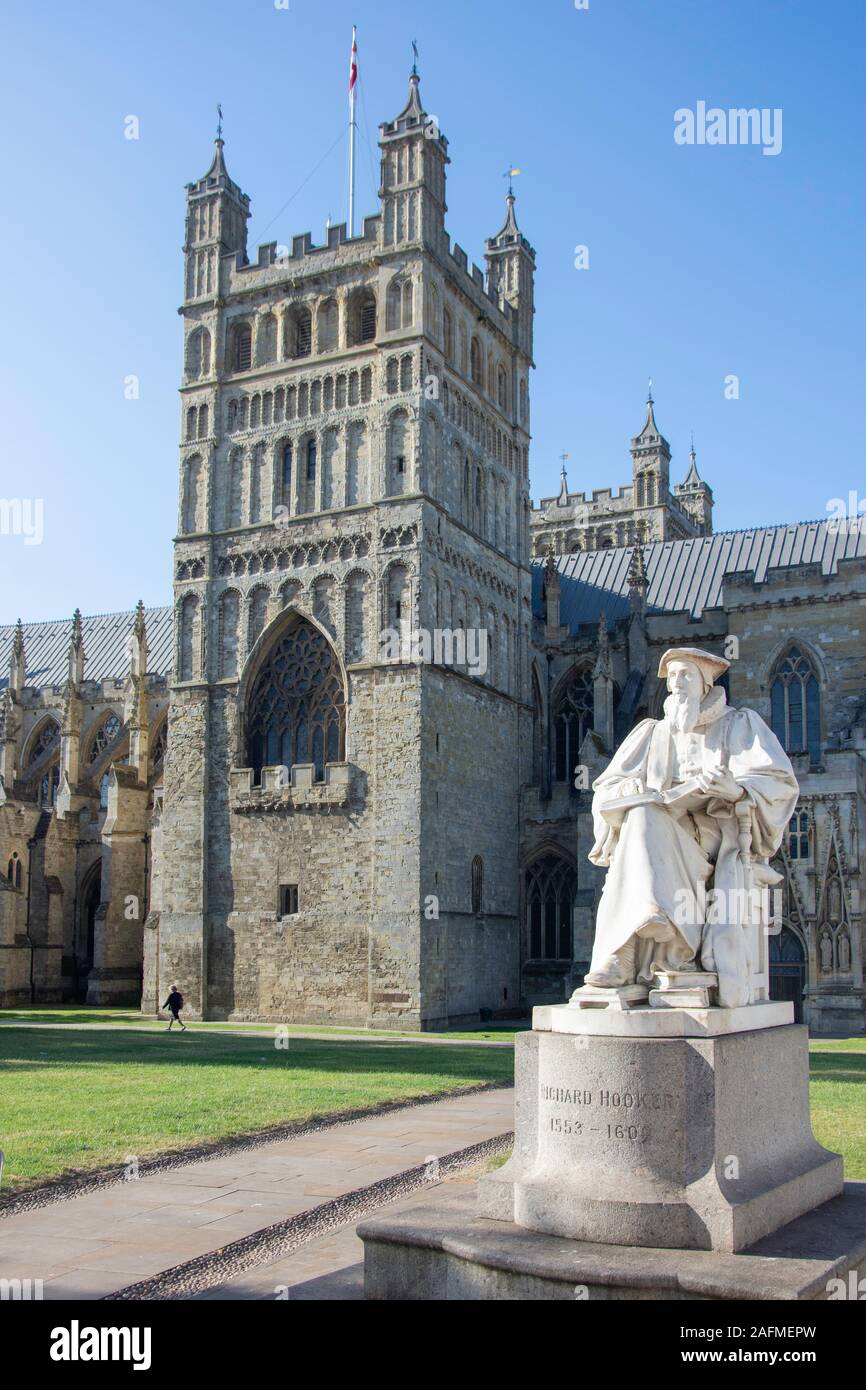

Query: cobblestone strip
left=106, top=1131, right=514, bottom=1301
left=0, top=1081, right=511, bottom=1219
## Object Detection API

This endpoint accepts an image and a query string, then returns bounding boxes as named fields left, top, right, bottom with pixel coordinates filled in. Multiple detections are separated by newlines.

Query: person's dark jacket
left=163, top=991, right=184, bottom=1015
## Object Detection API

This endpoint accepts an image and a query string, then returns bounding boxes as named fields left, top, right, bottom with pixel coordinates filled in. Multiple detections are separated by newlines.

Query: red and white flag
left=349, top=27, right=357, bottom=95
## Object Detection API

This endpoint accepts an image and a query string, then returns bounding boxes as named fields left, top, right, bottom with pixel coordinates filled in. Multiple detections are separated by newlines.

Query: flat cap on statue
left=657, top=646, right=730, bottom=684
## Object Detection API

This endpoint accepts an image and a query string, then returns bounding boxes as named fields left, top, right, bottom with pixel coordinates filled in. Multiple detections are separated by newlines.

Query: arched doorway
left=75, top=865, right=101, bottom=1003
left=769, top=926, right=806, bottom=1023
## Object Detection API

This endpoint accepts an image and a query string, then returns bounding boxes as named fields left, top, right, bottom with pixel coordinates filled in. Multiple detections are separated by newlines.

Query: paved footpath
left=0, top=1088, right=514, bottom=1300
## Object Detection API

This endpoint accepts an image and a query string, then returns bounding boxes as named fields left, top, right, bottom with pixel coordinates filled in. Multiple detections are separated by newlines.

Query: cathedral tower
left=154, top=68, right=535, bottom=1027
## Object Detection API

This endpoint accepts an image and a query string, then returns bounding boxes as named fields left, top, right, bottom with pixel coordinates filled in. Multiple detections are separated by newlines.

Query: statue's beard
left=666, top=690, right=702, bottom=733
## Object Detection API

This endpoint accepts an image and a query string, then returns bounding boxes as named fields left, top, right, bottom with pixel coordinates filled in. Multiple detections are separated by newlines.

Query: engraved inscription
left=540, top=1085, right=674, bottom=1111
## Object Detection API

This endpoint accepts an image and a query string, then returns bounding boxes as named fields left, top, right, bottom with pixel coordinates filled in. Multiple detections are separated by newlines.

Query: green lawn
left=1, top=1022, right=861, bottom=1196
left=0, top=1027, right=514, bottom=1193
left=0, top=1006, right=520, bottom=1043
left=807, top=1045, right=866, bottom=1178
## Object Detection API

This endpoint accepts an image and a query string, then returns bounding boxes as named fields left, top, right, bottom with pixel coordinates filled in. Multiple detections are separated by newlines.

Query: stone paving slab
left=0, top=1087, right=514, bottom=1301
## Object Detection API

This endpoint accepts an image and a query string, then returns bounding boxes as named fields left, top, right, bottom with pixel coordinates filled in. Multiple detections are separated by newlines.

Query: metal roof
left=0, top=607, right=173, bottom=690
left=533, top=519, right=866, bottom=632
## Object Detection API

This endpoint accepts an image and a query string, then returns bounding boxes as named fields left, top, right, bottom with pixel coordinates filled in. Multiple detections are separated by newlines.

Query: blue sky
left=1, top=0, right=864, bottom=624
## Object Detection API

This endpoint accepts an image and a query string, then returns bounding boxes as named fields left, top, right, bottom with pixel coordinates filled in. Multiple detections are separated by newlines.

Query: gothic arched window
left=525, top=854, right=576, bottom=961
left=246, top=619, right=345, bottom=783
left=788, top=809, right=811, bottom=860
left=770, top=645, right=821, bottom=764
left=552, top=667, right=594, bottom=784
left=27, top=719, right=60, bottom=768
left=88, top=713, right=121, bottom=765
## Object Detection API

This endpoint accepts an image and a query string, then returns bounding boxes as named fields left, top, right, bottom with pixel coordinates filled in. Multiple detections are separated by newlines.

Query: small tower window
left=306, top=439, right=317, bottom=481
left=471, top=856, right=483, bottom=914
left=282, top=443, right=293, bottom=504
left=280, top=884, right=299, bottom=916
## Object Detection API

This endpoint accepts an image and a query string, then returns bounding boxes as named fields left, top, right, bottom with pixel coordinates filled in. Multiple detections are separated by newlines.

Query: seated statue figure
left=584, top=646, right=799, bottom=1008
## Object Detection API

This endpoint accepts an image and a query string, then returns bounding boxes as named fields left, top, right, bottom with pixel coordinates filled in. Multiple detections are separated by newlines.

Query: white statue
left=583, top=647, right=799, bottom=1008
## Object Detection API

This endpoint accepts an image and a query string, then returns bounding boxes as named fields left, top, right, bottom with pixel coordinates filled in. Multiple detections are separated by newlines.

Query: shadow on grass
left=0, top=1027, right=514, bottom=1081
left=0, top=1010, right=142, bottom=1025
left=808, top=1052, right=866, bottom=1085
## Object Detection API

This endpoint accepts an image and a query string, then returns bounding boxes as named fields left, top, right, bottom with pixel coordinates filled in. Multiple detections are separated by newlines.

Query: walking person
left=163, top=984, right=187, bottom=1031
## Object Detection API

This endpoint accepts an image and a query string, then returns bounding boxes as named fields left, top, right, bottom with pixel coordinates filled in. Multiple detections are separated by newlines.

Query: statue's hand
left=696, top=770, right=743, bottom=803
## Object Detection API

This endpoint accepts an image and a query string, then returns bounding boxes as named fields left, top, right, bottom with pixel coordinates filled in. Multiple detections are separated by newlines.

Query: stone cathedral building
left=1, top=71, right=864, bottom=1035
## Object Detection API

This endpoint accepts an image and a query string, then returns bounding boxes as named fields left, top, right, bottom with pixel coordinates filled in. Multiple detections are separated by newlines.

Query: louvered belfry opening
left=359, top=298, right=376, bottom=342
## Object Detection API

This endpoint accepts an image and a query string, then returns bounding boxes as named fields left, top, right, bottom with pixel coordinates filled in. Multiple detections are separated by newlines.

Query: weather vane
left=503, top=165, right=521, bottom=196
left=412, top=40, right=419, bottom=75
left=216, top=103, right=223, bottom=141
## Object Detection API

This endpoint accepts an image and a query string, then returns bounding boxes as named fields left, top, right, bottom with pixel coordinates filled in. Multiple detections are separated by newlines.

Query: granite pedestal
left=360, top=1001, right=850, bottom=1299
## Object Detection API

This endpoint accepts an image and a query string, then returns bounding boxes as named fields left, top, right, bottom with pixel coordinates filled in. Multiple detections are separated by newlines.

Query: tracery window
left=552, top=667, right=594, bottom=784
left=28, top=720, right=60, bottom=767
left=246, top=619, right=345, bottom=783
left=525, top=854, right=575, bottom=960
left=788, top=809, right=811, bottom=860
left=770, top=646, right=821, bottom=764
left=88, top=714, right=121, bottom=764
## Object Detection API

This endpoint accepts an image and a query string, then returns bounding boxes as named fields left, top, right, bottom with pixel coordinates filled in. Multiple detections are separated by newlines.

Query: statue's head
left=658, top=647, right=729, bottom=732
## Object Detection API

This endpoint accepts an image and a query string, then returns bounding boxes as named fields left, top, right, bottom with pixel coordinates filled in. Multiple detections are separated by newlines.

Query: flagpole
left=348, top=25, right=357, bottom=238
